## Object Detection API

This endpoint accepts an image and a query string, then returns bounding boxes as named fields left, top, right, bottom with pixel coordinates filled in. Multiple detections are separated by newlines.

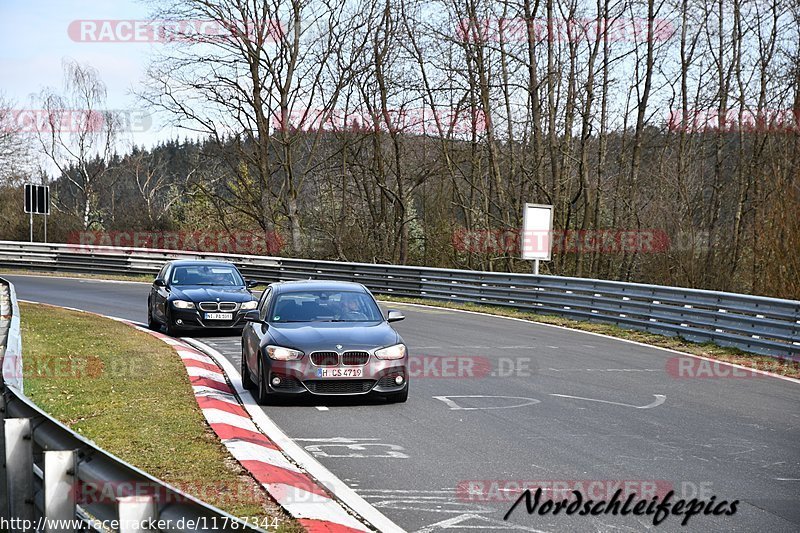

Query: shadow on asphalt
left=259, top=394, right=395, bottom=408
left=177, top=328, right=243, bottom=338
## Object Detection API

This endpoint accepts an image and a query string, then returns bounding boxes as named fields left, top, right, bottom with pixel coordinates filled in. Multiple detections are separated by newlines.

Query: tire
left=241, top=348, right=254, bottom=389
left=256, top=359, right=271, bottom=405
left=385, top=384, right=409, bottom=403
left=147, top=300, right=159, bottom=331
left=165, top=310, right=181, bottom=337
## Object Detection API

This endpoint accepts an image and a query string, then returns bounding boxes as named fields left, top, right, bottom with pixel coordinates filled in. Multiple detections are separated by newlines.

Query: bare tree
left=35, top=59, right=119, bottom=229
left=0, top=93, right=34, bottom=184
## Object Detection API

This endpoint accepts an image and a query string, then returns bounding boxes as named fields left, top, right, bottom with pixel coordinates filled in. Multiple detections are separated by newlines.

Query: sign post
left=521, top=204, right=553, bottom=275
left=24, top=184, right=50, bottom=243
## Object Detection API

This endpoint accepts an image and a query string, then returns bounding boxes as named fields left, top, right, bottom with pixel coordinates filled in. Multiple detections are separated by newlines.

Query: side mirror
left=387, top=310, right=405, bottom=323
left=243, top=312, right=267, bottom=326
left=153, top=279, right=166, bottom=288
left=246, top=279, right=259, bottom=289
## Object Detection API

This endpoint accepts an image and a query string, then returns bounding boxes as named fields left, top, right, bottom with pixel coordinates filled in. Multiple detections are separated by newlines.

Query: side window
left=157, top=264, right=169, bottom=282
left=258, top=288, right=272, bottom=320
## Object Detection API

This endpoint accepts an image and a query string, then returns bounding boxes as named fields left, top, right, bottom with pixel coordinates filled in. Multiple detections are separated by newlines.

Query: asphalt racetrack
left=8, top=274, right=799, bottom=533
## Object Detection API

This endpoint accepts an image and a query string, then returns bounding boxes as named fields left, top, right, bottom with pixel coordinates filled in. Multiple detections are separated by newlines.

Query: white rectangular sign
left=521, top=203, right=553, bottom=261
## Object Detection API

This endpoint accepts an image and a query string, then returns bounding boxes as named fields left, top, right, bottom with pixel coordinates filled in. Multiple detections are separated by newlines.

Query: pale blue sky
left=0, top=0, right=182, bottom=148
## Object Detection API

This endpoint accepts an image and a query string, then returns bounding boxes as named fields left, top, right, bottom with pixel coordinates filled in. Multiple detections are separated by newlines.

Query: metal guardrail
left=0, top=277, right=264, bottom=532
left=0, top=240, right=798, bottom=357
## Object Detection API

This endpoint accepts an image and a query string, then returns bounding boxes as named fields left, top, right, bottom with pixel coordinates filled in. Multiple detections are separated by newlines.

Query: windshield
left=271, top=290, right=382, bottom=323
left=170, top=264, right=244, bottom=286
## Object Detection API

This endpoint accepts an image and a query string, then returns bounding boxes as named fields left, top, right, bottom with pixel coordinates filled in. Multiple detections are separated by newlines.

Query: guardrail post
left=118, top=495, right=157, bottom=533
left=5, top=418, right=33, bottom=530
left=44, top=450, right=76, bottom=532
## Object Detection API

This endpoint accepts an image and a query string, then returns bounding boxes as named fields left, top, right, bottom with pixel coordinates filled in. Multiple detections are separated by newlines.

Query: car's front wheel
left=241, top=348, right=254, bottom=389
left=147, top=299, right=159, bottom=331
left=256, top=358, right=271, bottom=405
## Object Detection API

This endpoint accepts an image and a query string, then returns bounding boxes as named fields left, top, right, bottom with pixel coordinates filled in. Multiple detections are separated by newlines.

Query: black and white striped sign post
left=23, top=184, right=50, bottom=242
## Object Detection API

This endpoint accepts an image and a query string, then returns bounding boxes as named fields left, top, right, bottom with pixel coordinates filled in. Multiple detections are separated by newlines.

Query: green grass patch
left=19, top=302, right=302, bottom=531
left=379, top=295, right=800, bottom=379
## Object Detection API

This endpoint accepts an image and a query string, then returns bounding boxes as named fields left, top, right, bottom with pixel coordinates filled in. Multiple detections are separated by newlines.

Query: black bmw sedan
left=147, top=260, right=258, bottom=336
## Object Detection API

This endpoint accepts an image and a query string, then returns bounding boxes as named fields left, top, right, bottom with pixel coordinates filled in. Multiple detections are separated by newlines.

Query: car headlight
left=265, top=345, right=304, bottom=361
left=240, top=300, right=258, bottom=310
left=172, top=300, right=195, bottom=309
left=375, top=343, right=406, bottom=360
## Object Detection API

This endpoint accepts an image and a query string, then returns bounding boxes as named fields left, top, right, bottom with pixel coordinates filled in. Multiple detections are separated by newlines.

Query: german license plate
left=316, top=368, right=364, bottom=378
left=205, top=312, right=233, bottom=320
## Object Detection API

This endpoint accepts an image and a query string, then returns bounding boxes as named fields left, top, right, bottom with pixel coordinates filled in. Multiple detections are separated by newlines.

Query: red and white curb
left=132, top=326, right=380, bottom=533
left=181, top=338, right=405, bottom=533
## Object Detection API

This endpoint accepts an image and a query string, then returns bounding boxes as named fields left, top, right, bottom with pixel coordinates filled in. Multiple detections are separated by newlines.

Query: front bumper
left=265, top=356, right=408, bottom=396
left=170, top=307, right=253, bottom=329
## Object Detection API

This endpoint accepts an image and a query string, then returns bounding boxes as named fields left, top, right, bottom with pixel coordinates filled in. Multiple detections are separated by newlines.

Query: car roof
left=272, top=280, right=367, bottom=293
left=167, top=259, right=237, bottom=267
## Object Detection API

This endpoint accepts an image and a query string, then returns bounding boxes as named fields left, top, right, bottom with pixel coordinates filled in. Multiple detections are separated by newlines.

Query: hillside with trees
left=0, top=0, right=797, bottom=299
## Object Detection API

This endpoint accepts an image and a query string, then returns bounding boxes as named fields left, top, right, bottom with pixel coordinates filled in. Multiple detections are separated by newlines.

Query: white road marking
left=433, top=395, right=541, bottom=410
left=359, top=489, right=453, bottom=494
left=549, top=393, right=666, bottom=409
left=370, top=499, right=494, bottom=514
left=294, top=438, right=381, bottom=442
left=315, top=406, right=329, bottom=411
left=302, top=439, right=409, bottom=459
left=546, top=368, right=660, bottom=372
left=413, top=513, right=548, bottom=532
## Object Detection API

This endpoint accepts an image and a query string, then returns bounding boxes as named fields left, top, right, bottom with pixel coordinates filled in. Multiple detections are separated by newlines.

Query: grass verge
left=379, top=295, right=800, bottom=379
left=0, top=268, right=153, bottom=283
left=19, top=302, right=303, bottom=532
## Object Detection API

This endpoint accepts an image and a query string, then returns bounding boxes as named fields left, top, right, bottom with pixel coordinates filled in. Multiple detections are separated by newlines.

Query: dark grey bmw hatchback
left=240, top=280, right=409, bottom=403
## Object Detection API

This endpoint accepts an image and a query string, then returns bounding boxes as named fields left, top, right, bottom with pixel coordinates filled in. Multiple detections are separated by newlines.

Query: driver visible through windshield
left=272, top=291, right=382, bottom=323
left=170, top=264, right=244, bottom=286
